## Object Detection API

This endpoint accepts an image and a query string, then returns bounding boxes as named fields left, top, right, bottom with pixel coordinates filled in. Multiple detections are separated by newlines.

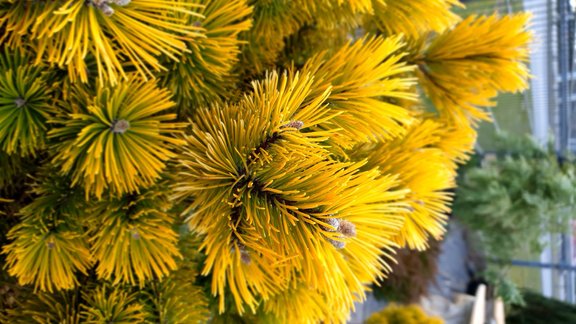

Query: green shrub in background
left=453, top=133, right=576, bottom=303
left=365, top=304, right=443, bottom=324
left=455, top=134, right=576, bottom=259
left=507, top=290, right=576, bottom=324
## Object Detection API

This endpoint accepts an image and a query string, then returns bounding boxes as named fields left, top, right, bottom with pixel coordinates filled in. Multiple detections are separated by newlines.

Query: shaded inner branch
left=228, top=131, right=284, bottom=240
left=229, top=130, right=284, bottom=232
left=229, top=173, right=326, bottom=242
left=416, top=62, right=462, bottom=108
left=247, top=131, right=282, bottom=165
left=228, top=125, right=322, bottom=244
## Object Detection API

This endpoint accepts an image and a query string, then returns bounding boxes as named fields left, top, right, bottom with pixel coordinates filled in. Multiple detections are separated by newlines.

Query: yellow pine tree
left=0, top=0, right=531, bottom=322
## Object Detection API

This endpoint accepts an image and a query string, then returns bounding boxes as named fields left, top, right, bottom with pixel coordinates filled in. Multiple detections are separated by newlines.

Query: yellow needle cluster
left=416, top=13, right=532, bottom=126
left=351, top=118, right=458, bottom=250
left=0, top=0, right=203, bottom=84
left=159, top=0, right=253, bottom=113
left=0, top=49, right=55, bottom=156
left=369, top=0, right=463, bottom=38
left=0, top=0, right=533, bottom=322
left=173, top=65, right=410, bottom=315
left=48, top=75, right=184, bottom=199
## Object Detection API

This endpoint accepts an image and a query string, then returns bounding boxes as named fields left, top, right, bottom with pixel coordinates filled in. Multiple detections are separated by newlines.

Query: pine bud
left=323, top=218, right=355, bottom=248
left=321, top=217, right=340, bottom=231
left=328, top=238, right=346, bottom=249
left=14, top=98, right=26, bottom=108
left=111, top=0, right=131, bottom=5
left=338, top=220, right=356, bottom=238
left=111, top=119, right=130, bottom=134
left=131, top=229, right=141, bottom=240
left=233, top=243, right=251, bottom=265
left=99, top=4, right=115, bottom=16
left=46, top=240, right=55, bottom=249
left=281, top=120, right=304, bottom=130
left=240, top=248, right=251, bottom=265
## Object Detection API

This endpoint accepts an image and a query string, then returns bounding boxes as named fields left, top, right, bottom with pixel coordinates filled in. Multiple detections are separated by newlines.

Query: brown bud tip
left=338, top=220, right=356, bottom=238
left=234, top=243, right=251, bottom=265
left=100, top=4, right=114, bottom=16
left=131, top=229, right=141, bottom=240
left=46, top=240, right=55, bottom=249
left=281, top=120, right=304, bottom=130
left=321, top=218, right=340, bottom=231
left=240, top=249, right=251, bottom=265
left=111, top=119, right=130, bottom=133
left=14, top=98, right=26, bottom=108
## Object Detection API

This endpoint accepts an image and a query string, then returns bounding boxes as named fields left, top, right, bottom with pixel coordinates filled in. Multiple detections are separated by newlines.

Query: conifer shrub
left=454, top=133, right=576, bottom=304
left=0, top=0, right=531, bottom=322
left=454, top=134, right=576, bottom=260
left=507, top=290, right=576, bottom=324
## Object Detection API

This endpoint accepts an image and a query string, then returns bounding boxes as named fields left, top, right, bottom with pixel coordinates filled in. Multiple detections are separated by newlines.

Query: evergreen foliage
left=507, top=290, right=576, bottom=324
left=0, top=0, right=531, bottom=322
left=453, top=133, right=576, bottom=305
left=454, top=134, right=576, bottom=260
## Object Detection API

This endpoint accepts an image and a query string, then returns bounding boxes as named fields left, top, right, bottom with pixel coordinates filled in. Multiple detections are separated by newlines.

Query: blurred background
left=354, top=0, right=576, bottom=323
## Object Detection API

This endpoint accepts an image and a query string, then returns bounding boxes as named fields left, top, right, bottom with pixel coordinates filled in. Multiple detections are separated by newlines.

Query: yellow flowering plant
left=365, top=304, right=443, bottom=324
left=0, top=0, right=530, bottom=322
